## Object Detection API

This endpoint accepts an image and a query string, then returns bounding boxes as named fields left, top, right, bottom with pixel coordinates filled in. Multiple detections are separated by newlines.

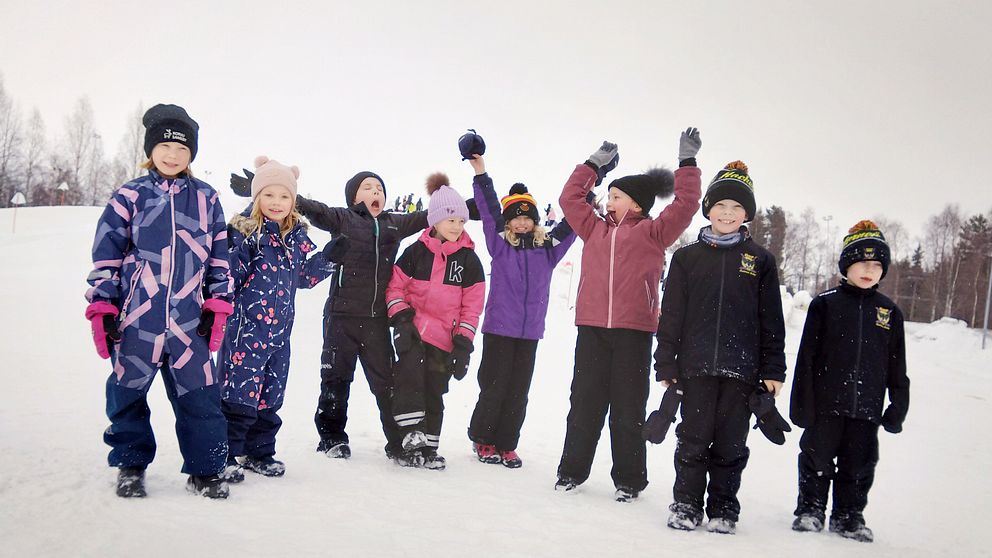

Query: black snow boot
left=186, top=474, right=230, bottom=499
left=317, top=440, right=351, bottom=459
left=667, top=502, right=703, bottom=531
left=614, top=486, right=639, bottom=503
left=554, top=476, right=579, bottom=492
left=830, top=513, right=874, bottom=543
left=243, top=456, right=286, bottom=477
left=222, top=456, right=244, bottom=483
left=420, top=448, right=446, bottom=471
left=116, top=467, right=147, bottom=498
left=792, top=513, right=825, bottom=532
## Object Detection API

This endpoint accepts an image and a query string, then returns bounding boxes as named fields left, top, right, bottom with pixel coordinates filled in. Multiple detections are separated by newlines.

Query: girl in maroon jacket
left=386, top=173, right=485, bottom=470
left=555, top=129, right=702, bottom=502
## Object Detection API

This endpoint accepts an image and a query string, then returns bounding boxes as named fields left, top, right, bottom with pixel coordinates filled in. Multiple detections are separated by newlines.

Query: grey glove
left=586, top=141, right=619, bottom=186
left=678, top=127, right=702, bottom=161
left=587, top=141, right=619, bottom=169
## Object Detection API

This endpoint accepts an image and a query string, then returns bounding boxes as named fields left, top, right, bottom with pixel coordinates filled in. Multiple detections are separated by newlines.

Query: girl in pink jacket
left=385, top=173, right=485, bottom=470
left=555, top=130, right=702, bottom=502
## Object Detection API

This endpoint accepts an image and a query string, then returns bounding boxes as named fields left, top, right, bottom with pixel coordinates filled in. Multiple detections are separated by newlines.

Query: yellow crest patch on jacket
left=739, top=252, right=757, bottom=277
left=875, top=307, right=891, bottom=330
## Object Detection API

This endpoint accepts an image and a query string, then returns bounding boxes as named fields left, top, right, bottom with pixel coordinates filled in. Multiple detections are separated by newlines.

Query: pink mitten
left=197, top=298, right=234, bottom=352
left=85, top=301, right=120, bottom=359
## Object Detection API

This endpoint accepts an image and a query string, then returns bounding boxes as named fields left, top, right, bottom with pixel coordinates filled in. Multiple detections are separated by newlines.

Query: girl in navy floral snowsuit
left=219, top=156, right=334, bottom=481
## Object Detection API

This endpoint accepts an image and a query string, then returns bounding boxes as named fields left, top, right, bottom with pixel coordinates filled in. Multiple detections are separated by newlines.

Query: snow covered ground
left=1, top=205, right=989, bottom=557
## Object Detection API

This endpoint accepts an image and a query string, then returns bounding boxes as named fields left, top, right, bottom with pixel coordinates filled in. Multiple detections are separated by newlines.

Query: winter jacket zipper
left=851, top=294, right=865, bottom=414
left=712, top=251, right=726, bottom=371
left=372, top=216, right=380, bottom=316
left=521, top=250, right=530, bottom=337
left=607, top=222, right=620, bottom=328
left=165, top=185, right=177, bottom=330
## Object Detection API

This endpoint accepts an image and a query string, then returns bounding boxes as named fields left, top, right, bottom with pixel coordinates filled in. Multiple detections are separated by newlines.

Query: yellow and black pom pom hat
left=702, top=160, right=756, bottom=222
left=501, top=184, right=540, bottom=223
left=839, top=219, right=891, bottom=279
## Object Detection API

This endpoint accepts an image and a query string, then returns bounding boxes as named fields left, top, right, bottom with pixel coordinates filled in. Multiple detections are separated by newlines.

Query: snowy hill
left=0, top=205, right=989, bottom=557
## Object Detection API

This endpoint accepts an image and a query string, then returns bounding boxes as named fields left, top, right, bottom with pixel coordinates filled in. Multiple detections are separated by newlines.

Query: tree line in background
left=1, top=75, right=990, bottom=327
left=0, top=75, right=144, bottom=209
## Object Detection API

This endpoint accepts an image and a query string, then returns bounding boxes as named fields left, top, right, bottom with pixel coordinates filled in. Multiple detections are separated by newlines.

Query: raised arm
left=296, top=196, right=346, bottom=235
left=558, top=141, right=619, bottom=241
left=649, top=128, right=703, bottom=248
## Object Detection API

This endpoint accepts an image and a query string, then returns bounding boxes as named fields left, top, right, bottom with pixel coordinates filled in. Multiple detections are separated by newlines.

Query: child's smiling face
left=257, top=185, right=294, bottom=224
left=606, top=187, right=641, bottom=219
left=708, top=199, right=746, bottom=235
left=508, top=215, right=535, bottom=234
left=846, top=260, right=883, bottom=289
left=150, top=142, right=191, bottom=178
left=434, top=217, right=465, bottom=242
left=354, top=177, right=385, bottom=216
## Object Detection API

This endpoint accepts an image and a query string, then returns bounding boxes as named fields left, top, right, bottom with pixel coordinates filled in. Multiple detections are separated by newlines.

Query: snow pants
left=104, top=353, right=227, bottom=476
left=392, top=342, right=454, bottom=451
left=221, top=339, right=293, bottom=458
left=315, top=313, right=401, bottom=454
left=468, top=333, right=539, bottom=451
left=672, top=376, right=752, bottom=521
left=557, top=326, right=652, bottom=492
left=795, top=416, right=879, bottom=520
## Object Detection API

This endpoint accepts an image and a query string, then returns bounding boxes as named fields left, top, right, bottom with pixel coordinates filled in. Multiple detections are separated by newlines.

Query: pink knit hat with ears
left=251, top=155, right=300, bottom=200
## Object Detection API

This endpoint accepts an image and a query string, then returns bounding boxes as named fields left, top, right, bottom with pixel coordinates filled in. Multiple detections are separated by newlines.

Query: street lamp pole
left=983, top=252, right=991, bottom=350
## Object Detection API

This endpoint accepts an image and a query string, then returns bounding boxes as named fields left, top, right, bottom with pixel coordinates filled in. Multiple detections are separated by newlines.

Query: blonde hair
left=141, top=157, right=194, bottom=178
left=246, top=202, right=302, bottom=239
left=504, top=223, right=549, bottom=247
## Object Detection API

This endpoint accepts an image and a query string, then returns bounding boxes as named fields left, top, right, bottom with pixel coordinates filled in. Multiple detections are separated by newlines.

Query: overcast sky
left=2, top=0, right=989, bottom=246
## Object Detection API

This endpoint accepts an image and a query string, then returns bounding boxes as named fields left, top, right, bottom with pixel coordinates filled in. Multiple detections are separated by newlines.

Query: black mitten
left=390, top=309, right=420, bottom=354
left=466, top=198, right=481, bottom=221
left=196, top=309, right=215, bottom=337
left=322, top=235, right=349, bottom=263
left=643, top=385, right=683, bottom=444
left=748, top=384, right=792, bottom=445
left=446, top=335, right=474, bottom=380
left=230, top=168, right=254, bottom=197
left=103, top=314, right=121, bottom=353
left=881, top=404, right=903, bottom=434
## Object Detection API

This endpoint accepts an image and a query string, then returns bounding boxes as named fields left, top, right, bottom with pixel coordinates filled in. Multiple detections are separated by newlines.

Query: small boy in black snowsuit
left=295, top=172, right=427, bottom=459
left=790, top=220, right=910, bottom=543
left=655, top=161, right=787, bottom=535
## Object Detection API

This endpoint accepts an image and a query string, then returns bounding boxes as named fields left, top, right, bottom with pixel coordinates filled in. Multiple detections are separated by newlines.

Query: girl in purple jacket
left=466, top=155, right=577, bottom=468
